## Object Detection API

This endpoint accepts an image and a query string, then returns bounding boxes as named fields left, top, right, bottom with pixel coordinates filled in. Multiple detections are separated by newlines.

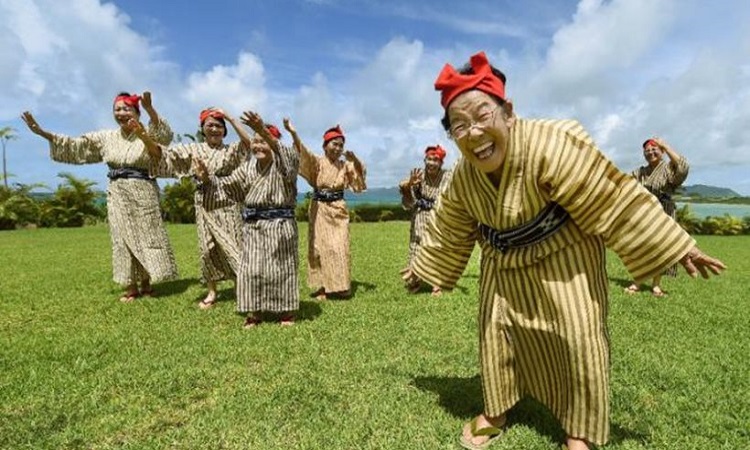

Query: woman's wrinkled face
left=113, top=101, right=138, bottom=127
left=447, top=90, right=514, bottom=174
left=643, top=143, right=663, bottom=165
left=251, top=134, right=272, bottom=162
left=202, top=116, right=226, bottom=147
left=323, top=137, right=344, bottom=161
left=424, top=155, right=443, bottom=175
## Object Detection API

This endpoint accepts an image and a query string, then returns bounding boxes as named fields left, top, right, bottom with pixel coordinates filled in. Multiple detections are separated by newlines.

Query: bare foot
left=431, top=286, right=442, bottom=297
left=119, top=290, right=139, bottom=303
left=651, top=286, right=666, bottom=297
left=280, top=314, right=295, bottom=326
left=243, top=315, right=261, bottom=329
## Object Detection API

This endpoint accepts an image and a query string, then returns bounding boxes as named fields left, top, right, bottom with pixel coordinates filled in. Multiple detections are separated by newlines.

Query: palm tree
left=0, top=127, right=18, bottom=188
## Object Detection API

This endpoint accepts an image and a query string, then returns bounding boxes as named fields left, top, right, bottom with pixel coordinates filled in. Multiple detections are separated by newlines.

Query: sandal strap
left=470, top=416, right=503, bottom=437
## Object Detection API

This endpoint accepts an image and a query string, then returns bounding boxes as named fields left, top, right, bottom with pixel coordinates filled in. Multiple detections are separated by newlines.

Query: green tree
left=161, top=177, right=196, bottom=223
left=1, top=126, right=18, bottom=188
left=0, top=182, right=44, bottom=230
left=40, top=172, right=104, bottom=227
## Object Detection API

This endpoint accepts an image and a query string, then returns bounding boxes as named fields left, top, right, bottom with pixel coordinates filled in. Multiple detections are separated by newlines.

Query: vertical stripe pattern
left=49, top=120, right=178, bottom=285
left=216, top=144, right=300, bottom=313
left=298, top=146, right=367, bottom=293
left=401, top=168, right=453, bottom=269
left=412, top=118, right=695, bottom=445
left=631, top=156, right=690, bottom=276
left=161, top=141, right=250, bottom=282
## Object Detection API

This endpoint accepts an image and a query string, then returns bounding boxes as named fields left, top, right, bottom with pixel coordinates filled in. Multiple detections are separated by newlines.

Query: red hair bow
left=434, top=51, right=505, bottom=108
left=323, top=125, right=345, bottom=143
left=424, top=145, right=446, bottom=161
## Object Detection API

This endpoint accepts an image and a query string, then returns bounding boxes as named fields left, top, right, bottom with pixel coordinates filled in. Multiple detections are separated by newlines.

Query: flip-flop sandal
left=198, top=298, right=216, bottom=309
left=280, top=314, right=295, bottom=326
left=243, top=316, right=262, bottom=329
left=459, top=416, right=504, bottom=450
left=119, top=292, right=140, bottom=303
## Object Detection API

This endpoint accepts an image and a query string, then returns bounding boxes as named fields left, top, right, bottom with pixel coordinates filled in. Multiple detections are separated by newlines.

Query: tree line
left=2, top=172, right=750, bottom=234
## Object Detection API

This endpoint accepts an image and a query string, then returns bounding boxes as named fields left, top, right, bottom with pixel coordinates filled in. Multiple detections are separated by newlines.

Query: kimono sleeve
left=346, top=159, right=367, bottom=193
left=298, top=145, right=319, bottom=186
left=411, top=168, right=478, bottom=290
left=211, top=161, right=250, bottom=204
left=538, top=120, right=695, bottom=281
left=49, top=131, right=105, bottom=165
left=147, top=117, right=174, bottom=145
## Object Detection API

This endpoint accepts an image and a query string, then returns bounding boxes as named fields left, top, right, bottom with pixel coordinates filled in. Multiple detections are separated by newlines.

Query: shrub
left=39, top=173, right=104, bottom=228
left=0, top=183, right=42, bottom=230
left=161, top=177, right=196, bottom=224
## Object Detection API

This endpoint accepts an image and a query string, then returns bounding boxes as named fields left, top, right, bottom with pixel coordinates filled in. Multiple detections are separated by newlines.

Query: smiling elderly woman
left=404, top=52, right=725, bottom=450
left=624, top=137, right=690, bottom=297
left=21, top=92, right=178, bottom=303
left=134, top=107, right=253, bottom=309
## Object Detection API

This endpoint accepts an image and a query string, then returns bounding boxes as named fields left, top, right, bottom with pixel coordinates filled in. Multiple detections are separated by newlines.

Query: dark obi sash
left=107, top=167, right=151, bottom=181
left=312, top=189, right=344, bottom=202
left=479, top=202, right=570, bottom=253
left=415, top=197, right=435, bottom=211
left=242, top=206, right=295, bottom=221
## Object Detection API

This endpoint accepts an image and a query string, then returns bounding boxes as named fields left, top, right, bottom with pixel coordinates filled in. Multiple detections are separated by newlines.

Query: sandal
left=119, top=291, right=140, bottom=303
left=651, top=286, right=666, bottom=297
left=243, top=315, right=262, bottom=329
left=623, top=284, right=640, bottom=295
left=198, top=298, right=216, bottom=310
left=280, top=314, right=295, bottom=326
left=459, top=415, right=505, bottom=450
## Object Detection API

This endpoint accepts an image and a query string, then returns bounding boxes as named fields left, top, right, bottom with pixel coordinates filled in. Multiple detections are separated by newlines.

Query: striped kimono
left=299, top=149, right=366, bottom=294
left=49, top=120, right=178, bottom=286
left=412, top=119, right=695, bottom=445
left=400, top=167, right=452, bottom=269
left=214, top=145, right=300, bottom=314
left=160, top=142, right=250, bottom=283
left=631, top=156, right=689, bottom=276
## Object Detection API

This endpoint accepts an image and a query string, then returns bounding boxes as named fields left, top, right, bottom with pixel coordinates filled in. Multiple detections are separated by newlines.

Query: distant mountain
left=680, top=184, right=741, bottom=198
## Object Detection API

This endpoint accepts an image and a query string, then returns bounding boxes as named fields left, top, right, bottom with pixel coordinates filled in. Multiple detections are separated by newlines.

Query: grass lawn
left=0, top=223, right=748, bottom=449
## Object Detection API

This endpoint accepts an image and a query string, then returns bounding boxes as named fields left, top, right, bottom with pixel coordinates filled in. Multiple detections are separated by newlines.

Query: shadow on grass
left=412, top=375, right=650, bottom=446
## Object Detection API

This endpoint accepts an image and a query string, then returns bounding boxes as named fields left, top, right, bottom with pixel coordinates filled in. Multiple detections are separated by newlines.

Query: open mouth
left=473, top=142, right=494, bottom=161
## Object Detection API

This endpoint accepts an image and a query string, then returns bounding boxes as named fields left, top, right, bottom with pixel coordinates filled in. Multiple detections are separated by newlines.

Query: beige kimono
left=412, top=118, right=695, bottom=445
left=49, top=120, right=178, bottom=286
left=161, top=141, right=250, bottom=282
left=299, top=148, right=366, bottom=293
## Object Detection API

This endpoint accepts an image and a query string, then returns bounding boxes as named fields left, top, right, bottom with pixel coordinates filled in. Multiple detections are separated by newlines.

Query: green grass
left=0, top=223, right=748, bottom=449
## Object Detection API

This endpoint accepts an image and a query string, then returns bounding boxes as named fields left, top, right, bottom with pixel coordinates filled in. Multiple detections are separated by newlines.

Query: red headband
left=114, top=94, right=141, bottom=112
left=424, top=145, right=446, bottom=161
left=199, top=108, right=225, bottom=124
left=323, top=125, right=345, bottom=143
left=434, top=51, right=506, bottom=108
left=642, top=139, right=659, bottom=149
left=266, top=124, right=281, bottom=139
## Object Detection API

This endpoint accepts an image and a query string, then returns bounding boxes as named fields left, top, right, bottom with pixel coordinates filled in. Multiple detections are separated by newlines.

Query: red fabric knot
left=323, top=125, right=345, bottom=144
left=434, top=51, right=505, bottom=109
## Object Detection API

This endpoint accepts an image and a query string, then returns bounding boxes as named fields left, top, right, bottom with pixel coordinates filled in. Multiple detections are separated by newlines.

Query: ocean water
left=296, top=189, right=750, bottom=219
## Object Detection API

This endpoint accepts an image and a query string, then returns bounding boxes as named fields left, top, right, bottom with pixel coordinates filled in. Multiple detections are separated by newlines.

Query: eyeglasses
left=448, top=106, right=499, bottom=139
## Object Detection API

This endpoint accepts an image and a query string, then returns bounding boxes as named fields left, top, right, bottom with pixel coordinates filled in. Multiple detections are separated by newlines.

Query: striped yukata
left=400, top=167, right=452, bottom=270
left=49, top=120, right=178, bottom=286
left=299, top=148, right=367, bottom=293
left=213, top=145, right=300, bottom=314
left=160, top=142, right=250, bottom=283
left=631, top=155, right=689, bottom=276
left=412, top=119, right=695, bottom=445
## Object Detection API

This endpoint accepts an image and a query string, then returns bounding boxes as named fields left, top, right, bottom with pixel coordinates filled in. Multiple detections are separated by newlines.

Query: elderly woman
left=21, top=92, right=178, bottom=302
left=134, top=108, right=252, bottom=308
left=398, top=144, right=452, bottom=295
left=624, top=137, right=689, bottom=297
left=194, top=112, right=300, bottom=327
left=404, top=52, right=725, bottom=450
left=285, top=124, right=366, bottom=300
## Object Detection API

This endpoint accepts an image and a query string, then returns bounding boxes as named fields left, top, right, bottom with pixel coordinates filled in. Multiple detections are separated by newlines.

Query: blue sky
left=2, top=0, right=750, bottom=194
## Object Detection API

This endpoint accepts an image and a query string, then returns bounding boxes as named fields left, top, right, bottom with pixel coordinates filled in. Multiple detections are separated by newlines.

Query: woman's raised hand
left=240, top=111, right=263, bottom=131
left=21, top=111, right=47, bottom=138
left=283, top=117, right=296, bottom=134
left=191, top=157, right=210, bottom=183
